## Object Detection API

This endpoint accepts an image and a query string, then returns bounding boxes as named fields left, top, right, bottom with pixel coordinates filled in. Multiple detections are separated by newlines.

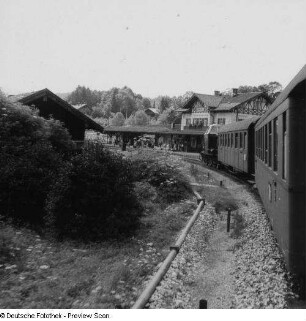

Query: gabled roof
left=256, top=64, right=306, bottom=127
left=10, top=88, right=103, bottom=132
left=194, top=93, right=224, bottom=108
left=214, top=92, right=263, bottom=111
left=145, top=108, right=160, bottom=115
left=218, top=116, right=260, bottom=133
left=180, top=91, right=267, bottom=113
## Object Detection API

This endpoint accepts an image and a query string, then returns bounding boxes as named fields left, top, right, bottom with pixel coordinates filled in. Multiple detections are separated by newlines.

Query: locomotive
left=201, top=65, right=306, bottom=295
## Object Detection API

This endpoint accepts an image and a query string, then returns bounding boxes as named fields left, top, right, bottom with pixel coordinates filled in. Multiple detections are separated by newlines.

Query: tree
left=158, top=96, right=172, bottom=113
left=142, top=98, right=151, bottom=110
left=67, top=85, right=101, bottom=107
left=110, top=112, right=125, bottom=126
left=134, top=110, right=150, bottom=126
left=157, top=108, right=177, bottom=125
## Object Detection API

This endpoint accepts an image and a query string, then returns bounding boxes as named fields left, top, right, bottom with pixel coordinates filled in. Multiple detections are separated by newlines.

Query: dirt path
left=187, top=217, right=236, bottom=308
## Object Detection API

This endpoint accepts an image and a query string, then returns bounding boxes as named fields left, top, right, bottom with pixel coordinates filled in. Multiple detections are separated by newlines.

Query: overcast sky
left=0, top=0, right=305, bottom=97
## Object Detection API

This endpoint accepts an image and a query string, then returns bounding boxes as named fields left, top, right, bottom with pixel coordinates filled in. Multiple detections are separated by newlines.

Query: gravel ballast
left=143, top=170, right=296, bottom=309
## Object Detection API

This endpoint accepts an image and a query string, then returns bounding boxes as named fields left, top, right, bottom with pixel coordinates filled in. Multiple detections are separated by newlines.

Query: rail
left=132, top=191, right=205, bottom=309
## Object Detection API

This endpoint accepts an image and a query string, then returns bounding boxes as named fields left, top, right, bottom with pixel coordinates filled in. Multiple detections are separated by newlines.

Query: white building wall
left=212, top=112, right=236, bottom=125
left=181, top=112, right=211, bottom=130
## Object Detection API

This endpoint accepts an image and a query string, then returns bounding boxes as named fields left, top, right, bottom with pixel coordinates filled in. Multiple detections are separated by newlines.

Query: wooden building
left=10, top=89, right=103, bottom=142
left=144, top=108, right=160, bottom=118
left=179, top=90, right=271, bottom=129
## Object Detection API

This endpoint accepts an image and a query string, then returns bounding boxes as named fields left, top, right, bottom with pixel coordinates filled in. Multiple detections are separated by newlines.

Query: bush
left=130, top=152, right=192, bottom=204
left=0, top=93, right=69, bottom=226
left=46, top=143, right=143, bottom=241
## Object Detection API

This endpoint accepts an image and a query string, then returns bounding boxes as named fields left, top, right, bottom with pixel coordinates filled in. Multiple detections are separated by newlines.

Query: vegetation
left=46, top=143, right=143, bottom=241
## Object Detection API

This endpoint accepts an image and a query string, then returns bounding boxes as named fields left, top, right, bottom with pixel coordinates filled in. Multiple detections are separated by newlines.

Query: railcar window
left=231, top=133, right=234, bottom=147
left=268, top=122, right=272, bottom=167
left=273, top=118, right=278, bottom=172
left=264, top=125, right=267, bottom=164
left=235, top=133, right=238, bottom=148
left=239, top=132, right=243, bottom=148
left=282, top=112, right=287, bottom=179
left=244, top=132, right=247, bottom=149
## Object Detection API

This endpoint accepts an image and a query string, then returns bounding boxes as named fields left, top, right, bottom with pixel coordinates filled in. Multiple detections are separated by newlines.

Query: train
left=200, top=65, right=306, bottom=296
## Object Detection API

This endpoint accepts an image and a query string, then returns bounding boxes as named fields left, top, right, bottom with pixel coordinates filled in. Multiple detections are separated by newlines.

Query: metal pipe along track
left=132, top=192, right=205, bottom=309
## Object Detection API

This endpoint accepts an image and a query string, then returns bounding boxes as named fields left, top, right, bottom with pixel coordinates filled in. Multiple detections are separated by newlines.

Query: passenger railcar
left=255, top=65, right=306, bottom=293
left=199, top=124, right=219, bottom=166
left=218, top=116, right=259, bottom=175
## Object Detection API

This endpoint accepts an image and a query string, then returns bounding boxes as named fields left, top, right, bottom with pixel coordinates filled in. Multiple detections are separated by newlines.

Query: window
left=240, top=132, right=243, bottom=148
left=235, top=133, right=238, bottom=148
left=282, top=112, right=287, bottom=179
left=186, top=118, right=191, bottom=126
left=231, top=133, right=234, bottom=147
left=273, top=118, right=278, bottom=171
left=268, top=122, right=272, bottom=167
left=203, top=118, right=208, bottom=126
left=244, top=132, right=247, bottom=149
left=191, top=137, right=197, bottom=148
left=217, top=118, right=226, bottom=125
left=264, top=125, right=267, bottom=164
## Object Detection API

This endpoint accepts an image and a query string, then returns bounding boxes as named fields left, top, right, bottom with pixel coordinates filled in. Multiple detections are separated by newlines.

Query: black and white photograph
left=0, top=0, right=305, bottom=318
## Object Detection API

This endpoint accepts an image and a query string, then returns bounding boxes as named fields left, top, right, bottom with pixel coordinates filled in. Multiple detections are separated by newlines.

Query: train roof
left=218, top=116, right=260, bottom=133
left=256, top=64, right=306, bottom=127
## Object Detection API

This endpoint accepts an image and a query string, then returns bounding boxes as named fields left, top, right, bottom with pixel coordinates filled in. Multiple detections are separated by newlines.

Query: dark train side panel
left=255, top=93, right=305, bottom=291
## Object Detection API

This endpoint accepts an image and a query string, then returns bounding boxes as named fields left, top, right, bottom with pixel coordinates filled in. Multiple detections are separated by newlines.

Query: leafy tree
left=134, top=110, right=150, bottom=126
left=67, top=85, right=101, bottom=108
left=110, top=112, right=125, bottom=126
left=157, top=108, right=177, bottom=125
left=142, top=98, right=151, bottom=110
left=91, top=106, right=105, bottom=119
left=158, top=96, right=172, bottom=113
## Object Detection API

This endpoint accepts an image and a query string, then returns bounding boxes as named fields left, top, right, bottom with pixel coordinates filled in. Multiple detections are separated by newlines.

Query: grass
left=0, top=151, right=196, bottom=309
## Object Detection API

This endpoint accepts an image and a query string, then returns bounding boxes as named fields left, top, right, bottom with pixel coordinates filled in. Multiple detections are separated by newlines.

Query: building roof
left=145, top=108, right=160, bottom=115
left=194, top=93, right=224, bottom=108
left=218, top=116, right=260, bottom=133
left=9, top=88, right=104, bottom=133
left=214, top=92, right=262, bottom=111
left=180, top=91, right=266, bottom=113
left=104, top=125, right=205, bottom=136
left=256, top=64, right=306, bottom=127
left=104, top=125, right=171, bottom=134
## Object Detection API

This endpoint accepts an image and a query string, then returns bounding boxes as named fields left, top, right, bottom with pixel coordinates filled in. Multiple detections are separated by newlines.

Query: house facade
left=180, top=90, right=271, bottom=130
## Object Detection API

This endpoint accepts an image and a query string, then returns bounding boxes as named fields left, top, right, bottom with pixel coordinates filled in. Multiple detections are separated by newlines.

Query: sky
left=0, top=0, right=305, bottom=98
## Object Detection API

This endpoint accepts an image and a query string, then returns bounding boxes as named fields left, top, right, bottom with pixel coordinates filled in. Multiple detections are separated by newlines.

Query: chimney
left=232, top=88, right=238, bottom=96
left=214, top=90, right=220, bottom=96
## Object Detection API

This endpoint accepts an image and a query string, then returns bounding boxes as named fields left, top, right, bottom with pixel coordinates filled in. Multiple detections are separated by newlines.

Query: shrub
left=130, top=152, right=192, bottom=204
left=0, top=93, right=69, bottom=226
left=46, top=142, right=143, bottom=241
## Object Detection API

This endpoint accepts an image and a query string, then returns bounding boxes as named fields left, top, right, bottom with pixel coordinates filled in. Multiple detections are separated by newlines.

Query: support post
left=227, top=209, right=231, bottom=232
left=199, top=299, right=207, bottom=309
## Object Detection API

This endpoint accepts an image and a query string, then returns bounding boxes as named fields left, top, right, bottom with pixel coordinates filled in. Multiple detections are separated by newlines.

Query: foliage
left=110, top=112, right=125, bottom=126
left=125, top=110, right=150, bottom=126
left=157, top=108, right=178, bottom=125
left=67, top=85, right=101, bottom=108
left=221, top=81, right=282, bottom=102
left=46, top=142, right=143, bottom=241
left=0, top=92, right=70, bottom=226
left=130, top=152, right=192, bottom=204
